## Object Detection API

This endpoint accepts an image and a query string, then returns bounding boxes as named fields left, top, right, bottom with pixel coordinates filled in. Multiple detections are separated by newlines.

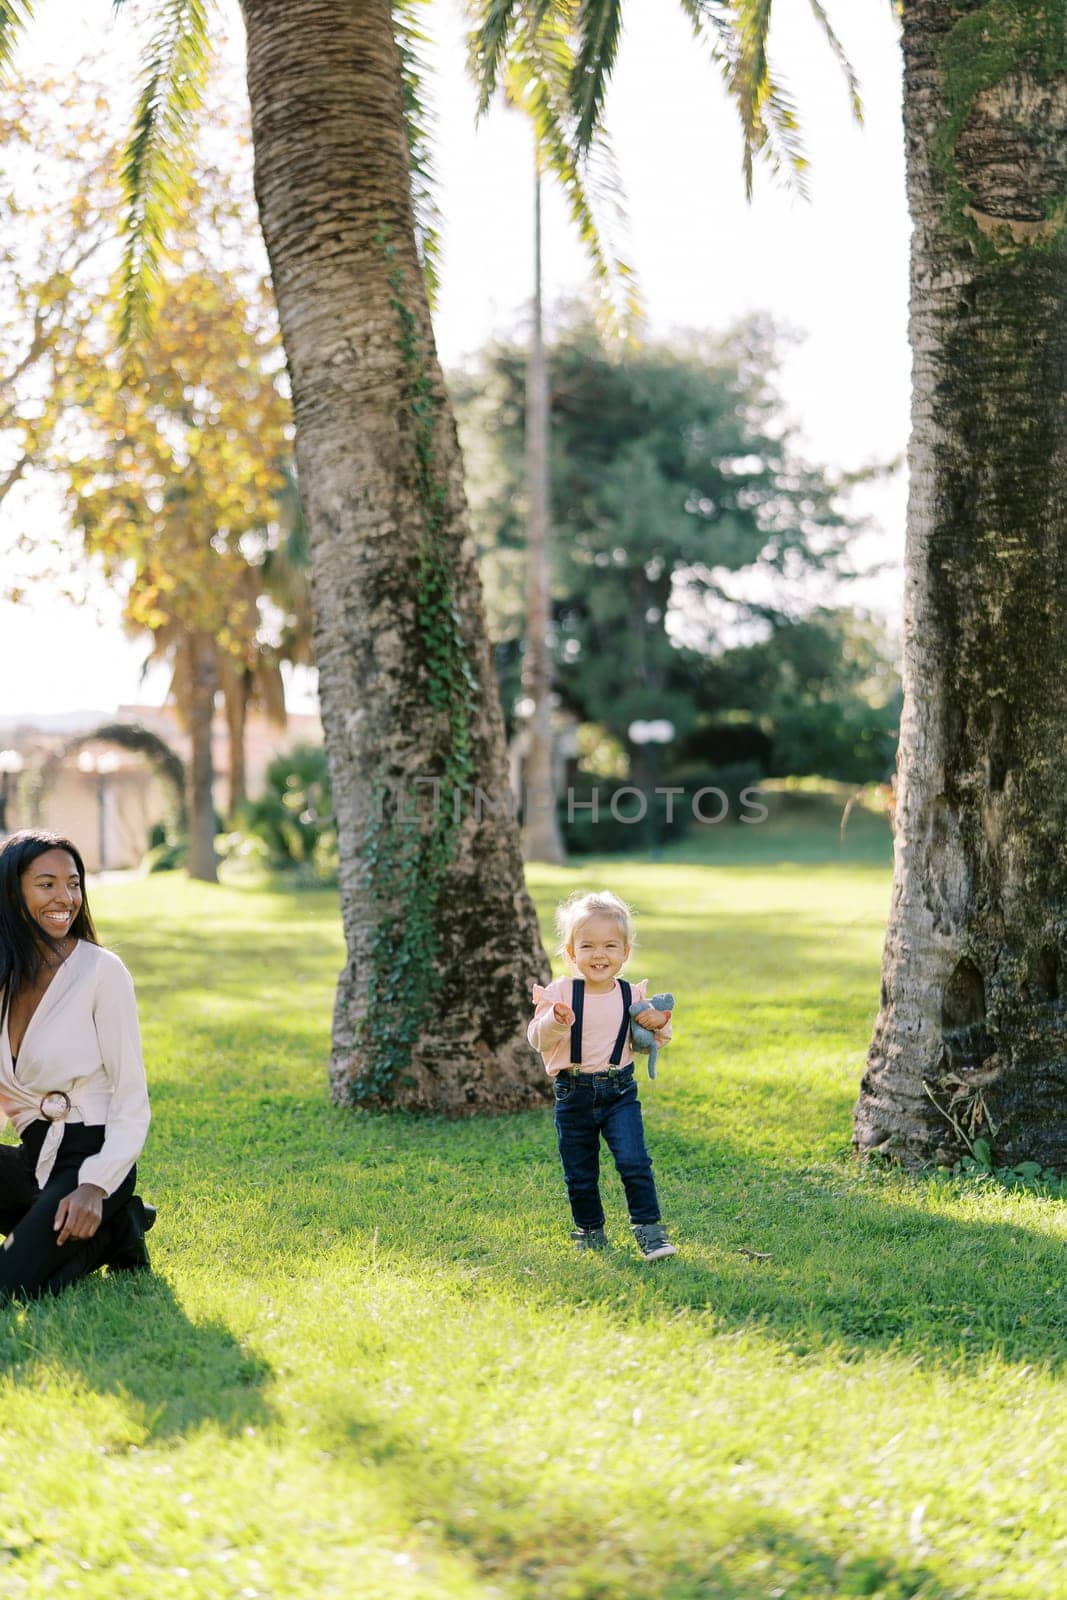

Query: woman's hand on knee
left=54, top=1184, right=107, bottom=1246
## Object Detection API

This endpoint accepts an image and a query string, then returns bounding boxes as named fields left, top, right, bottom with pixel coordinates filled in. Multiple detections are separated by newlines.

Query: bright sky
left=0, top=0, right=910, bottom=721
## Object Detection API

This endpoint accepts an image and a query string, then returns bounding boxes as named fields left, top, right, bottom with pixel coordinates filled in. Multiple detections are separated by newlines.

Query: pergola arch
left=30, top=722, right=186, bottom=826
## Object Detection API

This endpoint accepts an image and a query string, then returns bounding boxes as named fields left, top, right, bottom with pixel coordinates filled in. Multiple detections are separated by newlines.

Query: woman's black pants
left=0, top=1121, right=138, bottom=1302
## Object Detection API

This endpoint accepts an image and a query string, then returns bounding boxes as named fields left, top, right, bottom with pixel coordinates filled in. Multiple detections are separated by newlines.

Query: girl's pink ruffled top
left=527, top=976, right=672, bottom=1076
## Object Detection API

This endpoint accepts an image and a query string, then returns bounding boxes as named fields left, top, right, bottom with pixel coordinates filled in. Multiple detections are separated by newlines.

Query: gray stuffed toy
left=629, top=993, right=675, bottom=1079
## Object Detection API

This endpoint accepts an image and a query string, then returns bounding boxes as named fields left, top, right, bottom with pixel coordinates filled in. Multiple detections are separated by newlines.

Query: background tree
left=159, top=462, right=312, bottom=822
left=455, top=316, right=894, bottom=785
left=0, top=70, right=113, bottom=526
left=217, top=471, right=314, bottom=818
left=67, top=259, right=292, bottom=880
left=703, top=612, right=900, bottom=784
left=1, top=63, right=309, bottom=866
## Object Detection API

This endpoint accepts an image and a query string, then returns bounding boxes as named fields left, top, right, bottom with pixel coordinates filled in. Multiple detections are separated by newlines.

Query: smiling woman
left=0, top=829, right=154, bottom=1301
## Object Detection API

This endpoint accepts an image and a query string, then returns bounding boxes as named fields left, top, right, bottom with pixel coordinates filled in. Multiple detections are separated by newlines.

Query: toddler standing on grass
left=528, top=890, right=677, bottom=1260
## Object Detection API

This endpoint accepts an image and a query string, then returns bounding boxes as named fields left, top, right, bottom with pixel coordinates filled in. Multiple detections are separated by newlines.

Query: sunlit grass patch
left=1, top=839, right=1065, bottom=1598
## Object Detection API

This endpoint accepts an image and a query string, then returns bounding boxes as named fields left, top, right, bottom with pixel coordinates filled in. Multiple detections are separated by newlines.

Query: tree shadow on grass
left=127, top=1024, right=1067, bottom=1377
left=516, top=1134, right=1067, bottom=1369
left=112, top=920, right=342, bottom=1010
left=120, top=901, right=879, bottom=1015
left=272, top=1096, right=1067, bottom=1375
left=322, top=1392, right=959, bottom=1600
left=0, top=1270, right=272, bottom=1441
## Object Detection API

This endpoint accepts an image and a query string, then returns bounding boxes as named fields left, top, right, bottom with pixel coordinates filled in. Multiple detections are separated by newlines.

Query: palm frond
left=117, top=0, right=214, bottom=345
left=674, top=0, right=731, bottom=47
left=465, top=0, right=520, bottom=116
left=807, top=0, right=862, bottom=122
left=393, top=0, right=443, bottom=307
left=679, top=0, right=808, bottom=200
left=0, top=1, right=34, bottom=73
left=677, top=0, right=787, bottom=198
left=730, top=0, right=773, bottom=199
left=572, top=0, right=624, bottom=153
left=762, top=75, right=810, bottom=199
left=504, top=10, right=641, bottom=337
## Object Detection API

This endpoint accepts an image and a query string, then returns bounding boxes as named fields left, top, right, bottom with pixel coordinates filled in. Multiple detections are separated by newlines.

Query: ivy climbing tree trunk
left=855, top=2, right=1067, bottom=1167
left=240, top=0, right=550, bottom=1110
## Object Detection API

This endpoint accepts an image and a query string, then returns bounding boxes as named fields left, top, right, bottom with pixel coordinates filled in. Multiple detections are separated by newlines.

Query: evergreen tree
left=456, top=318, right=895, bottom=781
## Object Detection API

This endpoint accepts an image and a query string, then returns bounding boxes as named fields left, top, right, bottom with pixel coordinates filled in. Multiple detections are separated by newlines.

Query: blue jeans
left=553, top=1065, right=661, bottom=1229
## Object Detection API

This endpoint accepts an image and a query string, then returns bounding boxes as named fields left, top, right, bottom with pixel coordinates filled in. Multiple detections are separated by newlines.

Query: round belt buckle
left=39, top=1090, right=71, bottom=1122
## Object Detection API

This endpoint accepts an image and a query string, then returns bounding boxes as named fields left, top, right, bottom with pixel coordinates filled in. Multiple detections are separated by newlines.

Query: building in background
left=0, top=702, right=323, bottom=871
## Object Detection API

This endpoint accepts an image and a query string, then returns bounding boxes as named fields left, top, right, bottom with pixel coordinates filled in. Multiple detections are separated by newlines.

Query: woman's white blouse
left=0, top=941, right=151, bottom=1195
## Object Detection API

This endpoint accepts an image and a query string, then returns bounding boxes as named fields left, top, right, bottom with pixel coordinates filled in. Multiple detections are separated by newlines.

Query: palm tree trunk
left=176, top=632, right=219, bottom=884
left=855, top=3, right=1067, bottom=1167
left=221, top=666, right=249, bottom=821
left=239, top=0, right=550, bottom=1110
left=522, top=161, right=565, bottom=864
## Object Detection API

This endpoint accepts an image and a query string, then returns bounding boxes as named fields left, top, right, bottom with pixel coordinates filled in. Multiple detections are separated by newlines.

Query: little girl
left=528, top=889, right=676, bottom=1260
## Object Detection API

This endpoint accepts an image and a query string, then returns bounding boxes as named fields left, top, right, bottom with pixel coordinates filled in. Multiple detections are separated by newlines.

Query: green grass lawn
left=3, top=815, right=1067, bottom=1599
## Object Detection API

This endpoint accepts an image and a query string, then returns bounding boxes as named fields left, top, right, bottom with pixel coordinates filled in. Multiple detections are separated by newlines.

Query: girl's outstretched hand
left=553, top=1002, right=576, bottom=1026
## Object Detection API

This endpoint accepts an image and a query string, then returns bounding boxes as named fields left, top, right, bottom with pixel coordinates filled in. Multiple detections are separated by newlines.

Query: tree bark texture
left=221, top=664, right=249, bottom=822
left=176, top=632, right=219, bottom=885
left=855, top=1, right=1067, bottom=1167
left=240, top=0, right=550, bottom=1112
left=522, top=163, right=565, bottom=865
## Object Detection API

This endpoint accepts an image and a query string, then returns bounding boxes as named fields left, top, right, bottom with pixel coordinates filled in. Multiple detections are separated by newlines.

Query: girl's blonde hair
left=555, top=889, right=635, bottom=958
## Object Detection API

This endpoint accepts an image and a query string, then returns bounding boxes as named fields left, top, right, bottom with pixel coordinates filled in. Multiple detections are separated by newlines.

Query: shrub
left=242, top=743, right=336, bottom=876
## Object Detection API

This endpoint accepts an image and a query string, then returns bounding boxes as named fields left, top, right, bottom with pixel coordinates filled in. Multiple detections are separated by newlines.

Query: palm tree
left=851, top=3, right=1067, bottom=1168
left=216, top=608, right=287, bottom=822
left=236, top=0, right=560, bottom=1109
left=137, top=580, right=292, bottom=837
left=219, top=471, right=314, bottom=821
left=239, top=2, right=664, bottom=1105
left=126, top=616, right=218, bottom=880
left=477, top=0, right=829, bottom=874
left=167, top=627, right=220, bottom=882
left=520, top=156, right=566, bottom=864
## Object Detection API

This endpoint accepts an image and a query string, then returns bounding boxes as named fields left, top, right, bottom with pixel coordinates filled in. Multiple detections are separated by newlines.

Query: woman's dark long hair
left=0, top=830, right=98, bottom=1027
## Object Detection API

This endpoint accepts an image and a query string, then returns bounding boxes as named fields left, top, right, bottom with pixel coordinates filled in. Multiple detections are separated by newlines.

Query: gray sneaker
left=632, top=1223, right=677, bottom=1260
left=571, top=1226, right=609, bottom=1251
